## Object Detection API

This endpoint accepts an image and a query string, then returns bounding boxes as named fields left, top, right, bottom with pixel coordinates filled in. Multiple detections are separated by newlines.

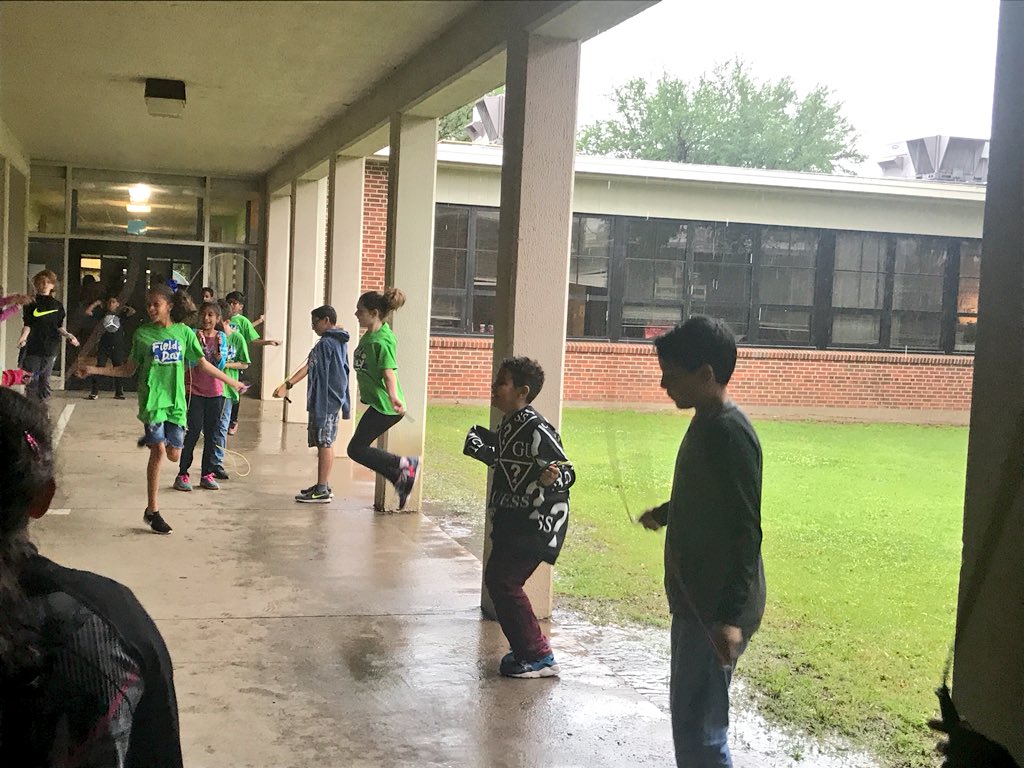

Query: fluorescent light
left=126, top=203, right=151, bottom=213
left=128, top=184, right=151, bottom=203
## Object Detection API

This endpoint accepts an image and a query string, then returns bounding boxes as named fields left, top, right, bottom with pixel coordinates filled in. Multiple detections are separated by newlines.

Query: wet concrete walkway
left=36, top=394, right=778, bottom=768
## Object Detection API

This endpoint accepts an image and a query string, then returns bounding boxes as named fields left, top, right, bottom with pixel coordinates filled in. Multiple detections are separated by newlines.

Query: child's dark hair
left=311, top=305, right=337, bottom=324
left=0, top=389, right=55, bottom=675
left=199, top=300, right=222, bottom=319
left=358, top=288, right=406, bottom=317
left=654, top=315, right=737, bottom=385
left=202, top=286, right=215, bottom=295
left=147, top=284, right=196, bottom=324
left=499, top=356, right=545, bottom=403
left=217, top=299, right=232, bottom=323
left=225, top=291, right=245, bottom=304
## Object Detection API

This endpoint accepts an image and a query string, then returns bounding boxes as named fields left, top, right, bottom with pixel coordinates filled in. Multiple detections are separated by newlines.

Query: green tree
left=438, top=103, right=474, bottom=141
left=577, top=59, right=864, bottom=173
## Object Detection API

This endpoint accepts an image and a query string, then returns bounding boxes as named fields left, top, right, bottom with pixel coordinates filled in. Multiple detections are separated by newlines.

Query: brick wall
left=361, top=160, right=388, bottom=293
left=426, top=336, right=974, bottom=412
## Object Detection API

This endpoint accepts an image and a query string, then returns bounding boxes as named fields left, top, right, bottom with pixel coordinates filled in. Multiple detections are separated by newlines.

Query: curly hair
left=498, top=356, right=545, bottom=403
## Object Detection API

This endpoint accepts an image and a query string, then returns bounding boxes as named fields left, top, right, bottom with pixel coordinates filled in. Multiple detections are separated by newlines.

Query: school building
left=1, top=1, right=1023, bottom=761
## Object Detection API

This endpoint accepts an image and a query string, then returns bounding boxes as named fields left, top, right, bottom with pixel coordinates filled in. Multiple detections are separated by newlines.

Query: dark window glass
left=431, top=205, right=470, bottom=331
left=621, top=304, right=684, bottom=339
left=956, top=239, right=981, bottom=351
left=691, top=222, right=753, bottom=339
left=891, top=237, right=945, bottom=348
left=832, top=233, right=886, bottom=345
left=621, top=219, right=687, bottom=339
left=431, top=293, right=466, bottom=332
left=568, top=215, right=610, bottom=338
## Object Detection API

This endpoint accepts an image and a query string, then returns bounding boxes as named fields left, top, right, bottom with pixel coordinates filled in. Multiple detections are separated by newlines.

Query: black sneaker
left=298, top=484, right=332, bottom=497
left=143, top=509, right=173, bottom=535
left=114, top=392, right=126, bottom=400
left=395, top=457, right=420, bottom=510
left=87, top=392, right=98, bottom=400
left=213, top=466, right=230, bottom=480
left=295, top=486, right=332, bottom=504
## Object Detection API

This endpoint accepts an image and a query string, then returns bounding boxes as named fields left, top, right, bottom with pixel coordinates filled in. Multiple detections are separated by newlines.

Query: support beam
left=283, top=178, right=327, bottom=423
left=327, top=155, right=365, bottom=454
left=376, top=114, right=437, bottom=512
left=952, top=3, right=1024, bottom=763
left=481, top=33, right=581, bottom=621
left=260, top=192, right=290, bottom=399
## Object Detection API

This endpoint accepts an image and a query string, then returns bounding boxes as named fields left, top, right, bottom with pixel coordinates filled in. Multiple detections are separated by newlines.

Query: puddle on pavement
left=426, top=507, right=879, bottom=768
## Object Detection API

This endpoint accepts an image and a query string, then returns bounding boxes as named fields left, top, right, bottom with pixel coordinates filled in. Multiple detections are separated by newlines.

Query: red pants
left=484, top=545, right=551, bottom=662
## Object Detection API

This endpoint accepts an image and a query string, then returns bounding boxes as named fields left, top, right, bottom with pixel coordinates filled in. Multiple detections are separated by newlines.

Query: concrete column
left=376, top=114, right=437, bottom=512
left=481, top=33, right=580, bottom=620
left=283, top=178, right=327, bottom=423
left=326, top=155, right=365, bottom=452
left=952, top=3, right=1024, bottom=762
left=260, top=191, right=291, bottom=399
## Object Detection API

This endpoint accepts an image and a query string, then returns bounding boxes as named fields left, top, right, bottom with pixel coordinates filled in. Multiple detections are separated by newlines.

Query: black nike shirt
left=23, top=295, right=66, bottom=357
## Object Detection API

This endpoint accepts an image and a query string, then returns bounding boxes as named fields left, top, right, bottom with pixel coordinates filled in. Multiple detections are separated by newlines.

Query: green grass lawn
left=424, top=404, right=966, bottom=767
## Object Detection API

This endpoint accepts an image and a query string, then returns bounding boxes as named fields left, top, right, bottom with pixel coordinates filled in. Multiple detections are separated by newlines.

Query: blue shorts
left=308, top=412, right=340, bottom=448
left=142, top=421, right=186, bottom=450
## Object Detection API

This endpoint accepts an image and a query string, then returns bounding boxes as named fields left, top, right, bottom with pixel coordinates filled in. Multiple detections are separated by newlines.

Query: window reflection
left=72, top=169, right=204, bottom=240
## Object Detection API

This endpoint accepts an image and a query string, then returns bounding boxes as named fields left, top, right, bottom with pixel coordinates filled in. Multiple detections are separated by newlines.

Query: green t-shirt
left=228, top=314, right=260, bottom=345
left=223, top=330, right=251, bottom=403
left=130, top=322, right=204, bottom=426
left=354, top=323, right=405, bottom=416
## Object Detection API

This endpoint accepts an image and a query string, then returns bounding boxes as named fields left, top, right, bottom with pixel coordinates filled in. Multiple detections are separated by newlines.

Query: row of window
left=432, top=204, right=981, bottom=352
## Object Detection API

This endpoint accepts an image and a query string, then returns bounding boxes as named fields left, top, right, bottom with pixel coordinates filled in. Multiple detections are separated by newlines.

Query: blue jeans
left=670, top=614, right=747, bottom=767
left=211, top=397, right=231, bottom=468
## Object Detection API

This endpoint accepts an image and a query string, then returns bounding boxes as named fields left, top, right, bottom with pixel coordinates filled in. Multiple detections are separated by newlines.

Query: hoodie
left=307, top=327, right=351, bottom=419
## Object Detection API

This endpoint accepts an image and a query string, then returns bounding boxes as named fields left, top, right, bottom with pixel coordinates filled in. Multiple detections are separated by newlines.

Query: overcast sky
left=577, top=0, right=1000, bottom=170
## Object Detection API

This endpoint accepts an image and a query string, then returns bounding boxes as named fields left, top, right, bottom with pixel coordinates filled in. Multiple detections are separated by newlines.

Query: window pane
left=472, top=292, right=495, bottom=333
left=568, top=215, right=611, bottom=339
left=696, top=304, right=750, bottom=340
left=430, top=293, right=466, bottom=332
left=761, top=227, right=817, bottom=268
left=567, top=290, right=608, bottom=338
left=832, top=311, right=880, bottom=345
left=895, top=237, right=946, bottom=276
left=891, top=311, right=942, bottom=349
left=622, top=304, right=683, bottom=339
left=580, top=216, right=612, bottom=259
left=209, top=178, right=259, bottom=245
left=72, top=170, right=204, bottom=240
left=692, top=222, right=755, bottom=264
left=958, top=240, right=981, bottom=314
left=758, top=307, right=811, bottom=342
left=432, top=247, right=466, bottom=290
left=475, top=209, right=499, bottom=253
left=893, top=273, right=943, bottom=312
left=625, top=219, right=656, bottom=260
left=690, top=263, right=750, bottom=304
left=571, top=255, right=609, bottom=288
left=30, top=165, right=66, bottom=234
left=655, top=221, right=687, bottom=259
left=435, top=205, right=469, bottom=250
left=833, top=271, right=884, bottom=309
left=835, top=233, right=885, bottom=271
left=759, top=267, right=814, bottom=305
left=955, top=316, right=977, bottom=351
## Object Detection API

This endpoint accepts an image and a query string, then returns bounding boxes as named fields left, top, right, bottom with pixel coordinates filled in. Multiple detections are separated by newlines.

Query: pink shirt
left=184, top=331, right=224, bottom=398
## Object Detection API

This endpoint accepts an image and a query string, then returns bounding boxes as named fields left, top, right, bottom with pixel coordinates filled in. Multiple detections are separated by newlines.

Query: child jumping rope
left=76, top=284, right=244, bottom=535
left=210, top=299, right=250, bottom=480
left=348, top=288, right=419, bottom=509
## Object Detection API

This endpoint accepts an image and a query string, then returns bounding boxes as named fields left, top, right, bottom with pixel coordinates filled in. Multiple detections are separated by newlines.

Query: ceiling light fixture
left=128, top=183, right=152, bottom=203
left=144, top=77, right=186, bottom=118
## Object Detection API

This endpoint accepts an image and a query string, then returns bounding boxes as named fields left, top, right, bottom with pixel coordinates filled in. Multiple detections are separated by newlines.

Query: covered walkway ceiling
left=0, top=1, right=654, bottom=179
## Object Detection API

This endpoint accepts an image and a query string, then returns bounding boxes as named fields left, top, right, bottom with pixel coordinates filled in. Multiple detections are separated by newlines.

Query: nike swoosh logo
left=33, top=308, right=59, bottom=317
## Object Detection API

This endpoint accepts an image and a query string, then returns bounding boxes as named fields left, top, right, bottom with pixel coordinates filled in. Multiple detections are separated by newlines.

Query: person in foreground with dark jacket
left=0, top=387, right=183, bottom=767
left=638, top=316, right=766, bottom=768
left=273, top=304, right=351, bottom=503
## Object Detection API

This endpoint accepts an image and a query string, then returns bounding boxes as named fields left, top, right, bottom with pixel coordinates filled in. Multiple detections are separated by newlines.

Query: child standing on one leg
left=224, top=290, right=279, bottom=435
left=18, top=270, right=80, bottom=402
left=76, top=285, right=245, bottom=535
left=84, top=293, right=135, bottom=400
left=210, top=300, right=250, bottom=480
left=464, top=357, right=575, bottom=678
left=346, top=288, right=419, bottom=509
left=273, top=305, right=351, bottom=503
left=638, top=316, right=766, bottom=768
left=174, top=302, right=229, bottom=492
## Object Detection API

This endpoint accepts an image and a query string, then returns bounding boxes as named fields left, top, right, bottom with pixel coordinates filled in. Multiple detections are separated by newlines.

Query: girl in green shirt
left=349, top=288, right=420, bottom=509
left=76, top=285, right=244, bottom=535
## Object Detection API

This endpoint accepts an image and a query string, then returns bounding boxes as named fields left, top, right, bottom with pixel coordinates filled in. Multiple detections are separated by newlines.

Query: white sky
left=578, top=0, right=1000, bottom=167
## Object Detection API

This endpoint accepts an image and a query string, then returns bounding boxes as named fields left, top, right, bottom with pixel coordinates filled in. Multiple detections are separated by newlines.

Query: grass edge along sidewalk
left=423, top=404, right=967, bottom=768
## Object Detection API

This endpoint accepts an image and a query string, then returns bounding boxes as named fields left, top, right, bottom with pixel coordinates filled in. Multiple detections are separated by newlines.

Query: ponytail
left=148, top=284, right=198, bottom=325
left=358, top=287, right=406, bottom=317
left=0, top=389, right=55, bottom=676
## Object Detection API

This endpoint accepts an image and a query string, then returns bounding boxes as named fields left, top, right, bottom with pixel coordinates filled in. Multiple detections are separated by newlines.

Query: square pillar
left=326, top=155, right=365, bottom=453
left=481, top=33, right=581, bottom=620
left=952, top=3, right=1024, bottom=762
left=260, top=191, right=291, bottom=399
left=376, top=114, right=437, bottom=512
left=283, top=178, right=328, bottom=423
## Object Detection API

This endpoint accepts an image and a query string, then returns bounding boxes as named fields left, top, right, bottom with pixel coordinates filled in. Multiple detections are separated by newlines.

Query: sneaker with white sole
left=295, top=486, right=332, bottom=503
left=200, top=473, right=220, bottom=490
left=298, top=484, right=333, bottom=498
left=394, top=457, right=420, bottom=510
left=173, top=473, right=192, bottom=492
left=143, top=509, right=173, bottom=535
left=499, top=652, right=560, bottom=679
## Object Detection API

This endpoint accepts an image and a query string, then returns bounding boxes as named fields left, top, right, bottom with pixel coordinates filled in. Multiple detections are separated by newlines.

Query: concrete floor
left=32, top=394, right=794, bottom=768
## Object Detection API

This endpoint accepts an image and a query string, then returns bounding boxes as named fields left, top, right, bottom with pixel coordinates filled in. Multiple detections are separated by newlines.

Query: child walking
left=76, top=284, right=244, bottom=535
left=18, top=269, right=80, bottom=402
left=0, top=388, right=183, bottom=766
left=224, top=290, right=279, bottom=435
left=84, top=293, right=135, bottom=400
left=209, top=299, right=250, bottom=480
left=347, top=288, right=419, bottom=509
left=273, top=305, right=351, bottom=503
left=638, top=316, right=766, bottom=768
left=463, top=356, right=575, bottom=678
left=173, top=301, right=229, bottom=492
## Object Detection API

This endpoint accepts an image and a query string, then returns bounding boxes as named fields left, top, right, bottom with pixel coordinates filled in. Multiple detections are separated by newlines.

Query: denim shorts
left=308, top=412, right=340, bottom=448
left=142, top=421, right=186, bottom=450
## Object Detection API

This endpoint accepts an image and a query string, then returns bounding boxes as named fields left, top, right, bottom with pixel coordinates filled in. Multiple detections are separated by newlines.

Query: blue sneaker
left=499, top=652, right=560, bottom=678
